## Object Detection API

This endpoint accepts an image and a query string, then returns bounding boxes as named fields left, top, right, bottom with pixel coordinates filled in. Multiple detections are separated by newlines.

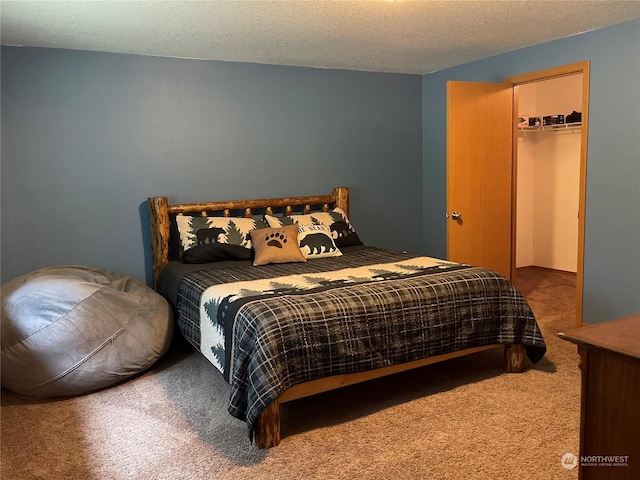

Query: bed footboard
left=253, top=343, right=525, bottom=448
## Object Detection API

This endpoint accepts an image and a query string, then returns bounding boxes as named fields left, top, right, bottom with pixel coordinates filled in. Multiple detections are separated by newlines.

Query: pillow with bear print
left=265, top=208, right=362, bottom=248
left=296, top=224, right=342, bottom=259
left=249, top=224, right=307, bottom=266
left=175, top=215, right=268, bottom=256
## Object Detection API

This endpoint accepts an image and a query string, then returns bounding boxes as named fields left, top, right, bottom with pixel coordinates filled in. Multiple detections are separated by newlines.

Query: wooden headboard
left=147, top=187, right=349, bottom=288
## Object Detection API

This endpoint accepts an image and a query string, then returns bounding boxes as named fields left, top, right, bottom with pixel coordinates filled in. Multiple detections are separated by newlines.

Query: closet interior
left=515, top=73, right=583, bottom=280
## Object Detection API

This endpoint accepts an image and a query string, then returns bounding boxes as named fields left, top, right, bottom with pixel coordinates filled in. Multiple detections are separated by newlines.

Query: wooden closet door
left=446, top=81, right=513, bottom=278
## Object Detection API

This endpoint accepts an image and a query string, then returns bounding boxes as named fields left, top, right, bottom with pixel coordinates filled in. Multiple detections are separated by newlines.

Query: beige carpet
left=1, top=268, right=581, bottom=479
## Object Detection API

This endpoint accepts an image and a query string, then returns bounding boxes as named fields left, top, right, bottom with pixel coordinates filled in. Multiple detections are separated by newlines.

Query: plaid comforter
left=173, top=247, right=546, bottom=440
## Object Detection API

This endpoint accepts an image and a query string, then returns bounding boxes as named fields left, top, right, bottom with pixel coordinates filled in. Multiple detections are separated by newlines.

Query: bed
left=148, top=187, right=546, bottom=448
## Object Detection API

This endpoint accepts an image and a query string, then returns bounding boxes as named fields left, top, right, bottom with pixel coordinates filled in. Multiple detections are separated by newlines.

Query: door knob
left=451, top=211, right=461, bottom=220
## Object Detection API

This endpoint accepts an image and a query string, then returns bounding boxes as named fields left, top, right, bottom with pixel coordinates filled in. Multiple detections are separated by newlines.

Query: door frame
left=505, top=61, right=590, bottom=327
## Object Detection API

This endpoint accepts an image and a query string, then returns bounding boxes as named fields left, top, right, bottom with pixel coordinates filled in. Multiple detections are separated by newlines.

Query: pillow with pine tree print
left=176, top=215, right=269, bottom=255
left=265, top=208, right=362, bottom=248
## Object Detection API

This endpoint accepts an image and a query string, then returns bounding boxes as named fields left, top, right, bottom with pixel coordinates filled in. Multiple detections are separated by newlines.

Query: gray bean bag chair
left=1, top=266, right=173, bottom=398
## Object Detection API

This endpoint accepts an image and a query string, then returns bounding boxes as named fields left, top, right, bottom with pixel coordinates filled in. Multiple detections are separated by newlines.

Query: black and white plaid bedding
left=168, top=246, right=546, bottom=440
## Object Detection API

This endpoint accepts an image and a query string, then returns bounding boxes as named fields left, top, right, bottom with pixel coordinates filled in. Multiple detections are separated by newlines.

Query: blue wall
left=3, top=20, right=638, bottom=324
left=422, top=20, right=640, bottom=323
left=1, top=47, right=422, bottom=285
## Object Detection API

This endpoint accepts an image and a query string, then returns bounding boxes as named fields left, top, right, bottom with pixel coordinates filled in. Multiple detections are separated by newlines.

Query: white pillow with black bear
left=296, top=224, right=342, bottom=259
left=176, top=215, right=267, bottom=251
left=265, top=208, right=362, bottom=248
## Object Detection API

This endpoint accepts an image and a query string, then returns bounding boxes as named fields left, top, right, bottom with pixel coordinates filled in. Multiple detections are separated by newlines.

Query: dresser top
left=558, top=313, right=640, bottom=361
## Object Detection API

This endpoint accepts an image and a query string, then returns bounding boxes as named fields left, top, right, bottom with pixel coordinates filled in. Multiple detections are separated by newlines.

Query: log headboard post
left=148, top=196, right=170, bottom=289
left=333, top=186, right=349, bottom=218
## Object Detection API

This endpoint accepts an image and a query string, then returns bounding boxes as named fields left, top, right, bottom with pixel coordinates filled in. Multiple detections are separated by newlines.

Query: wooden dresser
left=559, top=314, right=640, bottom=480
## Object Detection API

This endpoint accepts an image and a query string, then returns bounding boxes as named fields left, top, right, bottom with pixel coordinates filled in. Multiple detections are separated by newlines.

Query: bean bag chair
left=1, top=266, right=173, bottom=398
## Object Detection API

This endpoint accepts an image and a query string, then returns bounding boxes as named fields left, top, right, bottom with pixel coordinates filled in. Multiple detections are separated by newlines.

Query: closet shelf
left=518, top=122, right=582, bottom=132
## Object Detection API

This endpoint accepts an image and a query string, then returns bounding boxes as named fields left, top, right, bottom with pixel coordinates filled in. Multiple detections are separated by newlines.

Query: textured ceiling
left=2, top=0, right=639, bottom=74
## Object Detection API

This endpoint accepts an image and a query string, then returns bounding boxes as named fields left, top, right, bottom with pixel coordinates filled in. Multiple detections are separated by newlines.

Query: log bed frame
left=148, top=186, right=525, bottom=448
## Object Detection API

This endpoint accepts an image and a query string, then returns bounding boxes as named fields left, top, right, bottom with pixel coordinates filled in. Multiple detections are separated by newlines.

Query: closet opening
left=513, top=73, right=583, bottom=324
